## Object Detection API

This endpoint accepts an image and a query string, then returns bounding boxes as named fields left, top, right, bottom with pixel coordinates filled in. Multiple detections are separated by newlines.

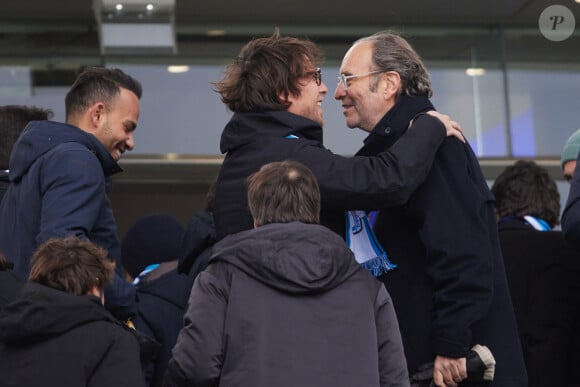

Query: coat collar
left=356, top=95, right=434, bottom=156
left=220, top=110, right=323, bottom=154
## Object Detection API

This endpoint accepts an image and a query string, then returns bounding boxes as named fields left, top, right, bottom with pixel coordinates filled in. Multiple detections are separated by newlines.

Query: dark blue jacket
left=134, top=262, right=196, bottom=387
left=0, top=120, right=135, bottom=319
left=357, top=96, right=527, bottom=386
left=178, top=210, right=216, bottom=277
left=0, top=170, right=8, bottom=206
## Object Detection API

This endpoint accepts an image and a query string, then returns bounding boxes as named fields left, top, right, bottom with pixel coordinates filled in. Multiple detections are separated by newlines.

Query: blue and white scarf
left=132, top=263, right=160, bottom=285
left=499, top=215, right=551, bottom=231
left=522, top=215, right=551, bottom=231
left=345, top=210, right=396, bottom=277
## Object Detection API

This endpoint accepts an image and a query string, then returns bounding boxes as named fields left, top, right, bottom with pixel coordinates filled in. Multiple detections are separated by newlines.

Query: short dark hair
left=356, top=31, right=433, bottom=98
left=247, top=160, right=320, bottom=227
left=213, top=30, right=323, bottom=112
left=491, top=160, right=561, bottom=227
left=65, top=66, right=142, bottom=121
left=0, top=105, right=53, bottom=169
left=29, top=237, right=115, bottom=296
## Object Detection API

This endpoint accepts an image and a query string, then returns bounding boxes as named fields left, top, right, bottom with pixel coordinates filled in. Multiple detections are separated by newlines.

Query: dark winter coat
left=213, top=110, right=446, bottom=240
left=134, top=261, right=197, bottom=387
left=0, top=120, right=135, bottom=319
left=0, top=170, right=8, bottom=206
left=357, top=96, right=527, bottom=386
left=0, top=262, right=22, bottom=308
left=178, top=210, right=217, bottom=276
left=0, top=282, right=144, bottom=387
left=164, top=222, right=410, bottom=387
left=498, top=219, right=580, bottom=387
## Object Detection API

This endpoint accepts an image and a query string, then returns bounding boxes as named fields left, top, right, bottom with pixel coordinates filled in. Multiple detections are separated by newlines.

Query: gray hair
left=356, top=32, right=433, bottom=98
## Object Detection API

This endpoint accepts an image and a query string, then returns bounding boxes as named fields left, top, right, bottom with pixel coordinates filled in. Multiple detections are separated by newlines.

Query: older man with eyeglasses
left=334, top=31, right=528, bottom=387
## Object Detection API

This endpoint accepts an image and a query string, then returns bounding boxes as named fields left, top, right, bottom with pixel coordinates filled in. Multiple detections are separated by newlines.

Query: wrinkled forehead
left=340, top=41, right=375, bottom=73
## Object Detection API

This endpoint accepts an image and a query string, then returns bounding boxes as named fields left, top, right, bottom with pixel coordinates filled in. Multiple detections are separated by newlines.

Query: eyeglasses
left=308, top=67, right=322, bottom=86
left=337, top=70, right=383, bottom=90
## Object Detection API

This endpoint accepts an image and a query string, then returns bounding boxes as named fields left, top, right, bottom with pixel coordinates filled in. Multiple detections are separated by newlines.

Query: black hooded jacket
left=0, top=282, right=144, bottom=387
left=213, top=110, right=445, bottom=240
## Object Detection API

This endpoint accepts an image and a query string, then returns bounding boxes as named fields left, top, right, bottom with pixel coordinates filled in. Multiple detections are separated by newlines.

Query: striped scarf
left=345, top=210, right=397, bottom=277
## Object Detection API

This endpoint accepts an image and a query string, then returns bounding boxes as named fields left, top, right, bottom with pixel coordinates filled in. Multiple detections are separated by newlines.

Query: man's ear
left=278, top=90, right=291, bottom=105
left=384, top=71, right=401, bottom=99
left=89, top=102, right=106, bottom=127
left=87, top=285, right=105, bottom=305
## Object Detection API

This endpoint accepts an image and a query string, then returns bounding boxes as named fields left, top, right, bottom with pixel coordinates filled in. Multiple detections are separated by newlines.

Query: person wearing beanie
left=122, top=213, right=185, bottom=281
left=121, top=213, right=196, bottom=387
left=561, top=128, right=580, bottom=181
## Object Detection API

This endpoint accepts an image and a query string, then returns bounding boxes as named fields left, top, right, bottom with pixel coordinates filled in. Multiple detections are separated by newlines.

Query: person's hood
left=219, top=110, right=323, bottom=154
left=210, top=222, right=361, bottom=294
left=0, top=282, right=118, bottom=345
left=9, top=120, right=122, bottom=183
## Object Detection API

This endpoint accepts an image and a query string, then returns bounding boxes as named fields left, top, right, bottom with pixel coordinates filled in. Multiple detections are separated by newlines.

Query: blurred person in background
left=0, top=104, right=53, bottom=204
left=492, top=160, right=580, bottom=387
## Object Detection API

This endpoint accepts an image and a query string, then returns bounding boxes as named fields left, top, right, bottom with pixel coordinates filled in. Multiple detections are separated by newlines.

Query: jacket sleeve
left=299, top=114, right=446, bottom=211
left=37, top=144, right=107, bottom=244
left=375, top=285, right=410, bottom=387
left=562, top=152, right=580, bottom=245
left=163, top=263, right=229, bottom=387
left=408, top=139, right=494, bottom=358
left=103, top=273, right=137, bottom=321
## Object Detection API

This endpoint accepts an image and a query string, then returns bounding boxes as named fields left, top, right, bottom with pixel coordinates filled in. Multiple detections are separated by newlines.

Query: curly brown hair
left=491, top=160, right=560, bottom=227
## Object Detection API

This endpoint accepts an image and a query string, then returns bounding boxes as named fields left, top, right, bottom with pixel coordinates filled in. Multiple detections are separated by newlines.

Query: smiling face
left=285, top=67, right=328, bottom=127
left=335, top=41, right=395, bottom=132
left=92, top=87, right=140, bottom=161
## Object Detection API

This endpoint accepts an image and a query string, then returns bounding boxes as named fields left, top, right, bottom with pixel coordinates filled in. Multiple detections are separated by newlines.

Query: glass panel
left=508, top=69, right=580, bottom=157
left=431, top=68, right=507, bottom=157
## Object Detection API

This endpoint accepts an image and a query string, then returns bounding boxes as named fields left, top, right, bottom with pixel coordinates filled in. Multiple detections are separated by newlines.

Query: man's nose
left=126, top=132, right=135, bottom=151
left=334, top=82, right=346, bottom=100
